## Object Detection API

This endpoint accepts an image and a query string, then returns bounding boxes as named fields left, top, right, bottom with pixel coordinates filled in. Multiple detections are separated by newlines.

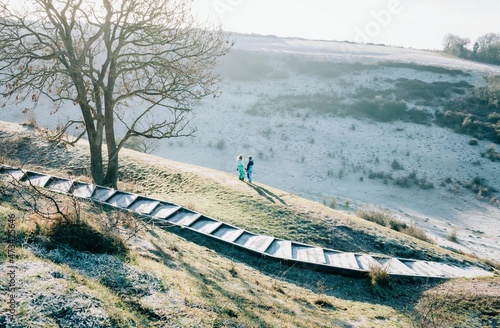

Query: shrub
left=350, top=98, right=407, bottom=122
left=389, top=219, right=408, bottom=232
left=435, top=79, right=500, bottom=144
left=406, top=108, right=432, bottom=125
left=403, top=224, right=431, bottom=243
left=368, top=170, right=392, bottom=180
left=357, top=210, right=390, bottom=226
left=469, top=138, right=479, bottom=145
left=465, top=175, right=498, bottom=198
left=417, top=178, right=434, bottom=190
left=448, top=227, right=458, bottom=243
left=485, top=144, right=500, bottom=161
left=329, top=197, right=337, bottom=209
left=391, top=159, right=404, bottom=170
left=394, top=176, right=412, bottom=188
left=368, top=263, right=389, bottom=287
left=357, top=211, right=432, bottom=243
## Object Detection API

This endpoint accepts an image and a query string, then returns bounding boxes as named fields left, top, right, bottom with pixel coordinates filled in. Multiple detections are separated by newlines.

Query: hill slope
left=3, top=34, right=499, bottom=262
left=1, top=121, right=499, bottom=327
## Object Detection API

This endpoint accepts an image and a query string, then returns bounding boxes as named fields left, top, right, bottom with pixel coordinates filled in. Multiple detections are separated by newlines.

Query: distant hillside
left=1, top=121, right=499, bottom=327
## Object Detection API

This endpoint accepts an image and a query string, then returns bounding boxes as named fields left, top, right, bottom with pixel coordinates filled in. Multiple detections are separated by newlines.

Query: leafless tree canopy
left=0, top=0, right=232, bottom=187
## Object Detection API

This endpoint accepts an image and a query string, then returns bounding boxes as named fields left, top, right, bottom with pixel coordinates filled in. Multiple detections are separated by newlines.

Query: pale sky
left=192, top=0, right=500, bottom=50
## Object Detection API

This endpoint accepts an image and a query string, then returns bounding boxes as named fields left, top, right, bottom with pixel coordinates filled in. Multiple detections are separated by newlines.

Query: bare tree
left=442, top=33, right=470, bottom=58
left=473, top=33, right=500, bottom=64
left=124, top=135, right=159, bottom=154
left=0, top=0, right=232, bottom=188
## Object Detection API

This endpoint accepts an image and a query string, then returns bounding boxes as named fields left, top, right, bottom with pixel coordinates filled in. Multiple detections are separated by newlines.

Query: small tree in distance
left=0, top=0, right=232, bottom=188
left=442, top=33, right=470, bottom=58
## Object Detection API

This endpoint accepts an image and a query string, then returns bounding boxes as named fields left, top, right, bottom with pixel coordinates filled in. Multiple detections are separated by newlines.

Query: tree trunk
left=103, top=152, right=119, bottom=189
left=103, top=92, right=118, bottom=188
left=88, top=135, right=104, bottom=185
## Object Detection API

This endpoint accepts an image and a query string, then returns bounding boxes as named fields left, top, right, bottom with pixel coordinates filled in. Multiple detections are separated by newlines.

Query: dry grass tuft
left=357, top=210, right=432, bottom=243
left=448, top=227, right=458, bottom=243
left=368, top=263, right=390, bottom=287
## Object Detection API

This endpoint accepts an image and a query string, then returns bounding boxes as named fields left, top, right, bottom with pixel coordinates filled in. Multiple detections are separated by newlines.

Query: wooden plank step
left=403, top=261, right=448, bottom=278
left=71, top=183, right=96, bottom=198
left=92, top=187, right=116, bottom=202
left=235, top=233, right=274, bottom=253
left=292, top=244, right=326, bottom=264
left=211, top=225, right=245, bottom=242
left=382, top=258, right=417, bottom=276
left=166, top=210, right=201, bottom=227
left=151, top=204, right=180, bottom=219
left=189, top=217, right=223, bottom=235
left=26, top=173, right=51, bottom=187
left=424, top=262, right=474, bottom=278
left=47, top=178, right=73, bottom=194
left=4, top=169, right=26, bottom=180
left=129, top=199, right=160, bottom=215
left=265, top=240, right=292, bottom=259
left=355, top=255, right=380, bottom=270
left=325, top=252, right=360, bottom=270
left=455, top=266, right=494, bottom=278
left=428, top=262, right=493, bottom=278
left=106, top=192, right=138, bottom=209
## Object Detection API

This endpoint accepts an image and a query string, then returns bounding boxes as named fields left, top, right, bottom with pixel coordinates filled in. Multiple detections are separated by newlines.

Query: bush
left=350, top=98, right=407, bottom=122
left=389, top=219, right=408, bottom=232
left=407, top=108, right=432, bottom=125
left=469, top=138, right=479, bottom=145
left=485, top=144, right=500, bottom=161
left=417, top=178, right=434, bottom=190
left=357, top=210, right=390, bottom=226
left=403, top=224, right=431, bottom=243
left=368, top=170, right=393, bottom=180
left=357, top=210, right=432, bottom=243
left=391, top=159, right=404, bottom=170
left=448, top=227, right=458, bottom=243
left=435, top=78, right=500, bottom=144
left=465, top=175, right=498, bottom=198
left=368, top=263, right=389, bottom=287
left=394, top=176, right=412, bottom=188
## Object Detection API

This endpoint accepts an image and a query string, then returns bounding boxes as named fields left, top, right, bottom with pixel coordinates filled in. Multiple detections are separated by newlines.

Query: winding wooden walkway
left=1, top=164, right=494, bottom=279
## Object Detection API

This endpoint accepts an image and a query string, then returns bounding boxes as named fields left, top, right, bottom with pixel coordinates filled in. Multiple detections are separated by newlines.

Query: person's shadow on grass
left=245, top=182, right=286, bottom=205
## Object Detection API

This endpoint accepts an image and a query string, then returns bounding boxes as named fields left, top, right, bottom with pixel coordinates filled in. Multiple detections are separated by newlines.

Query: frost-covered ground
left=2, top=34, right=500, bottom=261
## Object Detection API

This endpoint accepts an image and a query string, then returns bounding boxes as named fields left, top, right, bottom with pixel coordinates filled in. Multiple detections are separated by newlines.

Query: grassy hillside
left=1, top=122, right=499, bottom=327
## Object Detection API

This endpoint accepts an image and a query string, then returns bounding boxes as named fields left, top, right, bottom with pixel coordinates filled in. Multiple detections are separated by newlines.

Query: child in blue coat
left=246, top=156, right=254, bottom=183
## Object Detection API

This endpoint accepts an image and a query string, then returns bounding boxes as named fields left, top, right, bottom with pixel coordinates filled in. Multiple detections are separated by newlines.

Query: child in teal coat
left=236, top=155, right=245, bottom=181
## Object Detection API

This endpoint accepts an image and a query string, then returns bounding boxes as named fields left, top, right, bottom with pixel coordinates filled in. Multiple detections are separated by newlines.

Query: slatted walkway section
left=1, top=164, right=494, bottom=279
